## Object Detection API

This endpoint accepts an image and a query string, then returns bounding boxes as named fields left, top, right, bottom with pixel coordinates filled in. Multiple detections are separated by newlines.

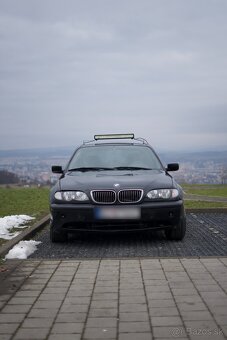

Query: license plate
left=95, top=207, right=141, bottom=220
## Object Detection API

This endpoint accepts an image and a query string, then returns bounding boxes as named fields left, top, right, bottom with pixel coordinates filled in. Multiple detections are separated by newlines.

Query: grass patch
left=185, top=200, right=227, bottom=209
left=182, top=184, right=227, bottom=197
left=0, top=187, right=49, bottom=219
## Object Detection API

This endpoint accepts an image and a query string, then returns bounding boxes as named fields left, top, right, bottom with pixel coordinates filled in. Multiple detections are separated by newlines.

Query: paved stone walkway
left=0, top=258, right=227, bottom=339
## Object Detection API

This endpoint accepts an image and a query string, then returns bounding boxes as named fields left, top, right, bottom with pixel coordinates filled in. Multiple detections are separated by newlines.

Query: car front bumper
left=50, top=200, right=184, bottom=232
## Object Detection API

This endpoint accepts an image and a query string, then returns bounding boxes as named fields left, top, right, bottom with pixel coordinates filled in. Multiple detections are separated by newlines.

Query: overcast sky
left=0, top=0, right=227, bottom=151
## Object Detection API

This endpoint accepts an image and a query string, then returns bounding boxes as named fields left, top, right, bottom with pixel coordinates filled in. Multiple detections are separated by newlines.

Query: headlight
left=146, top=189, right=179, bottom=200
left=54, top=191, right=89, bottom=202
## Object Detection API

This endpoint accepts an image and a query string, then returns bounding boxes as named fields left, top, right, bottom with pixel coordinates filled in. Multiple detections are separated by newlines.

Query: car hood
left=59, top=170, right=174, bottom=192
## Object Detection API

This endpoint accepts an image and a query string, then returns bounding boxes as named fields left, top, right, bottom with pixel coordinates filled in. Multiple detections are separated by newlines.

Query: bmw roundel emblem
left=114, top=183, right=120, bottom=187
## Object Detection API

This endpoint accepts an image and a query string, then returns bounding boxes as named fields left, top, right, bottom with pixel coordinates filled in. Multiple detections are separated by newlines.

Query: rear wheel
left=165, top=216, right=186, bottom=241
left=50, top=227, right=68, bottom=243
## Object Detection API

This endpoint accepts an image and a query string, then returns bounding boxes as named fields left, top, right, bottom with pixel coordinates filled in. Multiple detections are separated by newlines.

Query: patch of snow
left=0, top=215, right=35, bottom=240
left=5, top=240, right=41, bottom=259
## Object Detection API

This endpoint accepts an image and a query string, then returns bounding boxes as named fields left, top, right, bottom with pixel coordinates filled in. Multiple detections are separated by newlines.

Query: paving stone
left=119, top=312, right=149, bottom=322
left=119, top=333, right=153, bottom=340
left=33, top=300, right=62, bottom=309
left=28, top=309, right=59, bottom=318
left=119, top=321, right=150, bottom=333
left=20, top=284, right=45, bottom=291
left=174, top=295, right=203, bottom=303
left=92, top=293, right=118, bottom=300
left=93, top=287, right=118, bottom=293
left=120, top=304, right=147, bottom=312
left=88, top=308, right=118, bottom=318
left=0, top=295, right=11, bottom=302
left=146, top=292, right=172, bottom=300
left=148, top=299, right=176, bottom=308
left=7, top=297, right=37, bottom=305
left=90, top=301, right=118, bottom=309
left=0, top=314, right=25, bottom=323
left=151, top=316, right=183, bottom=326
left=86, top=317, right=117, bottom=328
left=120, top=296, right=146, bottom=304
left=213, top=314, right=227, bottom=325
left=120, top=289, right=145, bottom=296
left=13, top=327, right=49, bottom=339
left=0, top=323, right=19, bottom=334
left=14, top=291, right=40, bottom=297
left=184, top=320, right=219, bottom=330
left=212, top=306, right=227, bottom=315
left=171, top=288, right=197, bottom=296
left=220, top=325, right=227, bottom=337
left=149, top=307, right=180, bottom=317
left=177, top=302, right=207, bottom=312
left=181, top=310, right=213, bottom=321
left=37, top=293, right=65, bottom=301
left=1, top=305, right=31, bottom=314
left=42, top=288, right=68, bottom=294
left=51, top=322, right=83, bottom=334
left=63, top=297, right=91, bottom=305
left=55, top=312, right=87, bottom=323
left=189, top=335, right=226, bottom=340
left=22, top=317, right=54, bottom=328
left=145, top=285, right=170, bottom=292
left=0, top=335, right=11, bottom=340
left=47, top=282, right=70, bottom=288
left=83, top=327, right=116, bottom=339
left=60, top=304, right=89, bottom=313
left=153, top=326, right=187, bottom=338
left=48, top=335, right=81, bottom=340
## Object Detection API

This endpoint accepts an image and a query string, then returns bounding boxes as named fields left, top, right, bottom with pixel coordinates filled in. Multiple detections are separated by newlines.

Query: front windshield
left=68, top=145, right=163, bottom=170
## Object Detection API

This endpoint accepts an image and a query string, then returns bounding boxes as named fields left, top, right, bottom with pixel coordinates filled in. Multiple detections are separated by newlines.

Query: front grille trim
left=91, top=190, right=116, bottom=204
left=118, top=189, right=144, bottom=203
left=90, top=189, right=144, bottom=204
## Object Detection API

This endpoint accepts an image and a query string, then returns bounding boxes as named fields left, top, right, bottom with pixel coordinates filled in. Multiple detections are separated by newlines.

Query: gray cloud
left=0, top=0, right=227, bottom=151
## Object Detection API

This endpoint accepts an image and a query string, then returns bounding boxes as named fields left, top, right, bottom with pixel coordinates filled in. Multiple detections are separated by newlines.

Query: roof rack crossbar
left=83, top=134, right=149, bottom=145
left=94, top=133, right=134, bottom=140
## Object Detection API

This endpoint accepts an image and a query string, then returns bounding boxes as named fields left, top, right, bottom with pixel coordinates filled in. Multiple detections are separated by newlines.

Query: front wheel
left=165, top=216, right=186, bottom=241
left=50, top=227, right=68, bottom=243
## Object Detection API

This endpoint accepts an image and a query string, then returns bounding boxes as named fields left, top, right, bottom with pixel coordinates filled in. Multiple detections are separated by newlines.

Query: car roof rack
left=94, top=133, right=134, bottom=140
left=134, top=137, right=148, bottom=145
left=83, top=134, right=148, bottom=145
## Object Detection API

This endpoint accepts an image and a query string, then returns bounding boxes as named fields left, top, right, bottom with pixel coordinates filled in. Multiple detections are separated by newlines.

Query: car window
left=68, top=145, right=163, bottom=170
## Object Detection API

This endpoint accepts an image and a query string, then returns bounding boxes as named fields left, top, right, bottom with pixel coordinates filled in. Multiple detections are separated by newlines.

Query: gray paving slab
left=0, top=258, right=226, bottom=339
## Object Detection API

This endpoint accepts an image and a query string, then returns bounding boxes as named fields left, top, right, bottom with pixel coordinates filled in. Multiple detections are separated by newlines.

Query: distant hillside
left=159, top=151, right=227, bottom=165
left=0, top=146, right=75, bottom=159
left=0, top=170, right=20, bottom=184
left=0, top=147, right=227, bottom=165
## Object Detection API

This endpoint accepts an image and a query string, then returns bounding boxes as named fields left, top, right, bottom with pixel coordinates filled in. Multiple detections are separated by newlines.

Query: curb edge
left=0, top=214, right=50, bottom=258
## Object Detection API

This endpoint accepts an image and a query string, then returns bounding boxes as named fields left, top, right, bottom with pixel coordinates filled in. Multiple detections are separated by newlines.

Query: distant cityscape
left=0, top=147, right=227, bottom=185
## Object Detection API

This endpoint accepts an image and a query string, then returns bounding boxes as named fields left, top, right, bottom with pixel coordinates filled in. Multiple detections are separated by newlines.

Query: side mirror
left=52, top=165, right=63, bottom=174
left=166, top=163, right=179, bottom=172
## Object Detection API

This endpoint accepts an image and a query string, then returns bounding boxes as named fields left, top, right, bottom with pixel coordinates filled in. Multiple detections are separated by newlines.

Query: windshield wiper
left=112, top=166, right=152, bottom=170
left=68, top=167, right=112, bottom=172
left=68, top=166, right=153, bottom=172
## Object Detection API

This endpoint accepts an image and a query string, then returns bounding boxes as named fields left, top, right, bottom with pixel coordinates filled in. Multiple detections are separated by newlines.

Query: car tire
left=165, top=216, right=186, bottom=241
left=50, top=228, right=68, bottom=243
